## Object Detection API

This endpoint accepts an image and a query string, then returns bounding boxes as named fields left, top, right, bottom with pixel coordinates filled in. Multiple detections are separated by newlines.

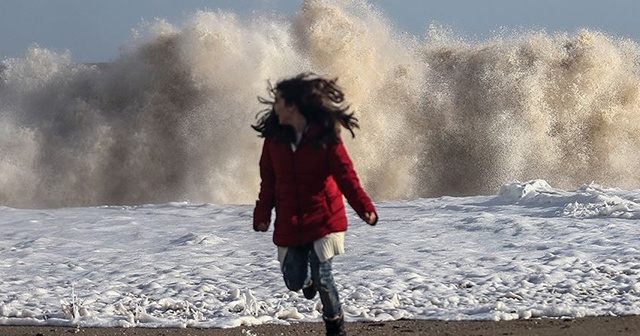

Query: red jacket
left=253, top=128, right=376, bottom=247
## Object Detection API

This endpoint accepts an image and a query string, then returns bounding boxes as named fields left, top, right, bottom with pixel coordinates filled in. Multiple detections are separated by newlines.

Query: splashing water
left=1, top=0, right=640, bottom=208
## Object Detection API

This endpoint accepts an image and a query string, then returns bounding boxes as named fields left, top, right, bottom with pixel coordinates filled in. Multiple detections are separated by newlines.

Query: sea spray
left=0, top=0, right=639, bottom=208
left=418, top=29, right=640, bottom=197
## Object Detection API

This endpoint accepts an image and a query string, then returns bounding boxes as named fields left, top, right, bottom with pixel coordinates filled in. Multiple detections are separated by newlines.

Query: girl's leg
left=309, top=249, right=342, bottom=318
left=281, top=245, right=312, bottom=291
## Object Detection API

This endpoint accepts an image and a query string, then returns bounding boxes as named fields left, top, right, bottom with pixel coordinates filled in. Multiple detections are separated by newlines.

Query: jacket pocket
left=323, top=191, right=334, bottom=215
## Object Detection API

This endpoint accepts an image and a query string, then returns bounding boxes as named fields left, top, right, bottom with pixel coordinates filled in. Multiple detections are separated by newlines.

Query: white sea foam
left=1, top=180, right=640, bottom=328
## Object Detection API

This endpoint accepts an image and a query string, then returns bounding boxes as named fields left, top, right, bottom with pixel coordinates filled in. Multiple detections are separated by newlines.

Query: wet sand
left=1, top=315, right=639, bottom=336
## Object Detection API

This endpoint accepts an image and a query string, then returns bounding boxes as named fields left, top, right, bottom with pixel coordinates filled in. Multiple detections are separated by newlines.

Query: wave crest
left=1, top=0, right=640, bottom=208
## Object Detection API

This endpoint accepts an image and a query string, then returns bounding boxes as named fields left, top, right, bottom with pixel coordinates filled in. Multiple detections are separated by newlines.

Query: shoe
left=323, top=313, right=346, bottom=336
left=302, top=282, right=317, bottom=300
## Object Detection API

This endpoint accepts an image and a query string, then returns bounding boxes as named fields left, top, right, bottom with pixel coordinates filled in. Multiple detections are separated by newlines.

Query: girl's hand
left=363, top=212, right=378, bottom=226
left=254, top=222, right=269, bottom=232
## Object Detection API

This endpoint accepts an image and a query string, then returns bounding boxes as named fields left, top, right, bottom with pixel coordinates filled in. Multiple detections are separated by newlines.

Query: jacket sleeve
left=327, top=141, right=377, bottom=223
left=254, top=139, right=275, bottom=230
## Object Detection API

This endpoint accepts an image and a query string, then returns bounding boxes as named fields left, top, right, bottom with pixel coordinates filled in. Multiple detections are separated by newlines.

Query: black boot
left=302, top=281, right=317, bottom=299
left=323, top=313, right=346, bottom=336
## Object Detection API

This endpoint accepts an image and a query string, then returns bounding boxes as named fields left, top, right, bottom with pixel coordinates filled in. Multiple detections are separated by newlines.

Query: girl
left=252, top=73, right=377, bottom=336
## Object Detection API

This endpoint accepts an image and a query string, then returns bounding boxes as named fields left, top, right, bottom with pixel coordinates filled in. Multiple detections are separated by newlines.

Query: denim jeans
left=281, top=244, right=342, bottom=318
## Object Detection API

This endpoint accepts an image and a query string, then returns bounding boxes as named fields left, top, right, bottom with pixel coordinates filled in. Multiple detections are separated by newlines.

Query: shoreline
left=1, top=315, right=639, bottom=336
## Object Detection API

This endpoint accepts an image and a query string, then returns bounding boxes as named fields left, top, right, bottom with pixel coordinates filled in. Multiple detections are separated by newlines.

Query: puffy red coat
left=253, top=128, right=376, bottom=247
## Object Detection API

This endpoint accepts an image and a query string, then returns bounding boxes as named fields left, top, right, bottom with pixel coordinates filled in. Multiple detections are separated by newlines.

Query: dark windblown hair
left=252, top=72, right=359, bottom=146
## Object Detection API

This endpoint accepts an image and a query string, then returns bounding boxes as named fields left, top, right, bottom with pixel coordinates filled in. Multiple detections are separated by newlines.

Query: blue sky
left=1, top=0, right=639, bottom=63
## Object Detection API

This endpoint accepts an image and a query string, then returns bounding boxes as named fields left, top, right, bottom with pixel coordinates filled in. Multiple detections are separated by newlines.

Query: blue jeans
left=281, top=244, right=342, bottom=318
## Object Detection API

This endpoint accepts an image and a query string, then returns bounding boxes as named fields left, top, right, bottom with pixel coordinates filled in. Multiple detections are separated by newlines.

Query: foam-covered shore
left=2, top=180, right=640, bottom=328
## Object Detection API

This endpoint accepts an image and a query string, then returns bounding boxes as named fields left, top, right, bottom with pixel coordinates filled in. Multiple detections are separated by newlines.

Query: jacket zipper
left=291, top=147, right=303, bottom=243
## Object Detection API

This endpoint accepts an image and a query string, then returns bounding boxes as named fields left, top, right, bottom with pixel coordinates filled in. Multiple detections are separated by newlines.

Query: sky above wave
left=1, top=0, right=639, bottom=63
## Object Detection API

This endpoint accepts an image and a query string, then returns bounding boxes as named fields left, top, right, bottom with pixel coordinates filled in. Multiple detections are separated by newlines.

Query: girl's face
left=274, top=91, right=298, bottom=126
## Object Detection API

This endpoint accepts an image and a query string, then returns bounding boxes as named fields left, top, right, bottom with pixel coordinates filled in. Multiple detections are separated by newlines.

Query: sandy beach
left=1, top=316, right=639, bottom=336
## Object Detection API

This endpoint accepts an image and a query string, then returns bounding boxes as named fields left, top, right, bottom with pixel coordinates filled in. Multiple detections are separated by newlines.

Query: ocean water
left=1, top=0, right=640, bottom=208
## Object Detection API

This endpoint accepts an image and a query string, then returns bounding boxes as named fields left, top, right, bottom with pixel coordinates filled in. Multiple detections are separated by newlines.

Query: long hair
left=252, top=73, right=359, bottom=146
